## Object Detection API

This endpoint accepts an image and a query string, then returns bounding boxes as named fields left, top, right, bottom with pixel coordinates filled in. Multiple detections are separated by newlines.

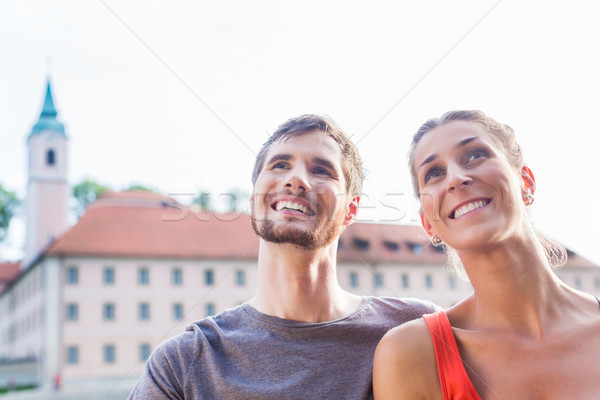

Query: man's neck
left=248, top=239, right=363, bottom=323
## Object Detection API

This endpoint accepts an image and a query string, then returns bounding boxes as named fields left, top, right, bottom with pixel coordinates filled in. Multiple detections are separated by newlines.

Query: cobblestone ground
left=0, top=378, right=137, bottom=400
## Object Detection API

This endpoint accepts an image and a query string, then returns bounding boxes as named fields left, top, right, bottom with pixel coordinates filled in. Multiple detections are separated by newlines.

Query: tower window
left=46, top=149, right=56, bottom=166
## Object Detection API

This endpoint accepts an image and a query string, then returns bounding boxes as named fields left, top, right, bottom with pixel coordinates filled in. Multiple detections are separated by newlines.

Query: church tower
left=24, top=79, right=70, bottom=267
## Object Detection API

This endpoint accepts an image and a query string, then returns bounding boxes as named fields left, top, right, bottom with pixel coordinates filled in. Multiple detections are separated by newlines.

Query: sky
left=1, top=1, right=600, bottom=265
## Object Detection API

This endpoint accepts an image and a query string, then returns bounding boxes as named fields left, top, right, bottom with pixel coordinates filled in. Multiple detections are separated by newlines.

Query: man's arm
left=128, top=334, right=194, bottom=400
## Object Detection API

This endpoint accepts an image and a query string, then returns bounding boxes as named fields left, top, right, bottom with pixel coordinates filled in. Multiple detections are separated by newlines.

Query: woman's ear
left=521, top=166, right=536, bottom=195
left=420, top=212, right=435, bottom=238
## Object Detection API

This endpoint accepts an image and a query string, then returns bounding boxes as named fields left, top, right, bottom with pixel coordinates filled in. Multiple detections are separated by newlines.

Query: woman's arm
left=373, top=318, right=441, bottom=400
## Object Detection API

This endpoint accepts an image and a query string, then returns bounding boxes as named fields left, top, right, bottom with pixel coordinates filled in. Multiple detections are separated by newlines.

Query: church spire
left=30, top=78, right=66, bottom=137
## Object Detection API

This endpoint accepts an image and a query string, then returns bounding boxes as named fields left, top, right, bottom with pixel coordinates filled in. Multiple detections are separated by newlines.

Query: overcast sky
left=1, top=1, right=600, bottom=265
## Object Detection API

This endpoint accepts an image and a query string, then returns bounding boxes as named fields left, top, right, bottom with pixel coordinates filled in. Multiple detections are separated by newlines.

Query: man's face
left=250, top=131, right=358, bottom=250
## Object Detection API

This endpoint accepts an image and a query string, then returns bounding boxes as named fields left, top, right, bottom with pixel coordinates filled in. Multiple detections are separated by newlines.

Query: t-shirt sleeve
left=128, top=332, right=195, bottom=400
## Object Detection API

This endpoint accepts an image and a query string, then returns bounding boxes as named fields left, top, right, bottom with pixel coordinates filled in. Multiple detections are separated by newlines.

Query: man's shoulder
left=156, top=304, right=251, bottom=354
left=362, top=296, right=440, bottom=323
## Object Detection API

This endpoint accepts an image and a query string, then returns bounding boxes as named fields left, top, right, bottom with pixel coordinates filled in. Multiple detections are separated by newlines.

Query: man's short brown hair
left=251, top=114, right=364, bottom=197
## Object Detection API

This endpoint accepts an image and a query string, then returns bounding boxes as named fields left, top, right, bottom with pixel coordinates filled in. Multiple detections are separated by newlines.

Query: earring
left=430, top=234, right=443, bottom=246
left=523, top=190, right=534, bottom=206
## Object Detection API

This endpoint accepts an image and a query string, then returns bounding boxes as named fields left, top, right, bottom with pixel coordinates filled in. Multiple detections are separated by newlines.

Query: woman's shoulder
left=374, top=316, right=442, bottom=400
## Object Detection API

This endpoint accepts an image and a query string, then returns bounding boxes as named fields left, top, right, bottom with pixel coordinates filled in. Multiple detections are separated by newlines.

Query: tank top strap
left=423, top=312, right=482, bottom=400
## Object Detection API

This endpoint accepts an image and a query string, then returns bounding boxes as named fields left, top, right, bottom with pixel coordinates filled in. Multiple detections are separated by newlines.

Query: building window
left=205, top=303, right=216, bottom=317
left=425, top=274, right=433, bottom=289
left=103, top=303, right=115, bottom=321
left=375, top=273, right=384, bottom=288
left=138, top=267, right=150, bottom=285
left=139, top=303, right=150, bottom=320
left=46, top=149, right=55, bottom=166
left=104, top=344, right=116, bottom=364
left=140, top=343, right=151, bottom=361
left=349, top=272, right=359, bottom=288
left=353, top=237, right=370, bottom=251
left=172, top=268, right=183, bottom=286
left=66, top=266, right=78, bottom=285
left=449, top=275, right=456, bottom=289
left=103, top=267, right=115, bottom=285
left=67, top=346, right=79, bottom=365
left=173, top=303, right=184, bottom=320
left=383, top=240, right=399, bottom=251
left=235, top=270, right=245, bottom=286
left=401, top=274, right=410, bottom=289
left=407, top=242, right=424, bottom=255
left=66, top=303, right=78, bottom=321
left=205, top=269, right=214, bottom=286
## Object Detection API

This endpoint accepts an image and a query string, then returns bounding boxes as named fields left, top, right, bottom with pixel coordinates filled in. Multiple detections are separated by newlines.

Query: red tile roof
left=45, top=191, right=444, bottom=263
left=46, top=191, right=261, bottom=260
left=0, top=261, right=20, bottom=285
left=44, top=191, right=598, bottom=270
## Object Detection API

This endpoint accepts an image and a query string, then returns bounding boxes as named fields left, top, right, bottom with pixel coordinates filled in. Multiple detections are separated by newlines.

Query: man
left=128, top=114, right=437, bottom=399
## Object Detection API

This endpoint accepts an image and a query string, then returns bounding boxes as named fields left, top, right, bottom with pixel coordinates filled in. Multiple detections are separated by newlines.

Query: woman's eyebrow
left=418, top=136, right=481, bottom=170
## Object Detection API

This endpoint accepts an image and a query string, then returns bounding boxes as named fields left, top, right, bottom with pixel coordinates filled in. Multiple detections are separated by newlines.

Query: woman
left=373, top=110, right=600, bottom=399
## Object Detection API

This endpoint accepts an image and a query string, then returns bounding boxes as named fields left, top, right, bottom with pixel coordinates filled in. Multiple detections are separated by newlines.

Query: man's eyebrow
left=313, top=157, right=336, bottom=171
left=418, top=137, right=481, bottom=170
left=266, top=153, right=293, bottom=165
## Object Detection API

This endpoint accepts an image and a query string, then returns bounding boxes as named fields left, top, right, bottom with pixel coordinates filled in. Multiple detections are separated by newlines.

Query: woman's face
left=412, top=120, right=534, bottom=252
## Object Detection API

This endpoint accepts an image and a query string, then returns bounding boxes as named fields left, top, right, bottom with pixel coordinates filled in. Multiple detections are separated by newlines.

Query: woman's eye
left=466, top=149, right=489, bottom=163
left=424, top=168, right=443, bottom=183
left=272, top=162, right=289, bottom=169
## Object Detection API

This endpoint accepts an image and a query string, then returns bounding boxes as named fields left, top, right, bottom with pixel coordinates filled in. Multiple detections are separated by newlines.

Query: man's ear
left=521, top=166, right=536, bottom=195
left=420, top=212, right=435, bottom=238
left=343, top=196, right=360, bottom=226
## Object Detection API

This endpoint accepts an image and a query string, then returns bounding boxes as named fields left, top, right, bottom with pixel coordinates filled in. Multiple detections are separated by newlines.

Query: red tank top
left=423, top=312, right=482, bottom=400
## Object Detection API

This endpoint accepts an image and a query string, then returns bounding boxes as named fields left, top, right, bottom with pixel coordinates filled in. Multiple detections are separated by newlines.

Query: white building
left=1, top=81, right=599, bottom=391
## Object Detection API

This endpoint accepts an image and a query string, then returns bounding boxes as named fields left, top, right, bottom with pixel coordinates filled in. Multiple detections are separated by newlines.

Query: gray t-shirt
left=128, top=296, right=437, bottom=400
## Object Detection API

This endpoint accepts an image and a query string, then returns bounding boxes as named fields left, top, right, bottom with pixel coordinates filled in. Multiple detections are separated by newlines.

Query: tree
left=221, top=188, right=249, bottom=213
left=192, top=191, right=212, bottom=211
left=73, top=179, right=110, bottom=216
left=124, top=184, right=154, bottom=192
left=0, top=183, right=19, bottom=242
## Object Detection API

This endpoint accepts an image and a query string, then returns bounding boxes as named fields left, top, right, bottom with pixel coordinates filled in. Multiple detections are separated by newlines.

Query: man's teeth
left=275, top=201, right=312, bottom=215
left=454, top=200, right=487, bottom=219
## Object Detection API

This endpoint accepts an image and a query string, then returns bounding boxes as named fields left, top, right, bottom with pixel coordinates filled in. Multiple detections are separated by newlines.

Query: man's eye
left=313, top=167, right=331, bottom=176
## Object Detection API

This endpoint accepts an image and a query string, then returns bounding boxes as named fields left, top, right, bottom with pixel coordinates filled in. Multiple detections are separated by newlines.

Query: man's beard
left=251, top=210, right=343, bottom=251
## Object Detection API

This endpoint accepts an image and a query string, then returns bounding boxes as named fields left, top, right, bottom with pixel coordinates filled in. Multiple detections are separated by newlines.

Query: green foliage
left=73, top=179, right=110, bottom=215
left=221, top=188, right=249, bottom=213
left=124, top=184, right=154, bottom=192
left=192, top=191, right=212, bottom=211
left=0, top=183, right=19, bottom=242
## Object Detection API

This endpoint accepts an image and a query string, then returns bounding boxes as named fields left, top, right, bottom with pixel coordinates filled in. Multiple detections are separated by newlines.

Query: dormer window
left=353, top=238, right=370, bottom=251
left=383, top=240, right=399, bottom=252
left=406, top=242, right=423, bottom=255
left=46, top=149, right=56, bottom=166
